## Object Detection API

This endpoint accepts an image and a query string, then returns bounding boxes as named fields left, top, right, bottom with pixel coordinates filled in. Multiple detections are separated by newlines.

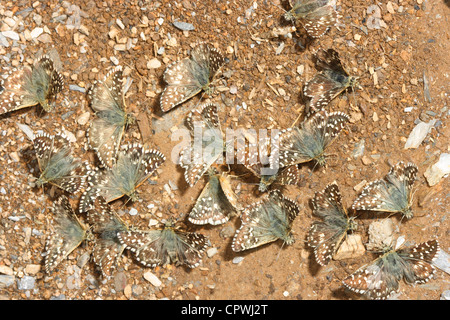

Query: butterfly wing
left=302, top=2, right=338, bottom=38
left=397, top=240, right=440, bottom=284
left=87, top=197, right=128, bottom=277
left=160, top=44, right=225, bottom=112
left=342, top=255, right=400, bottom=300
left=87, top=66, right=129, bottom=168
left=44, top=196, right=87, bottom=274
left=180, top=104, right=224, bottom=187
left=33, top=132, right=85, bottom=193
left=117, top=229, right=166, bottom=267
left=343, top=240, right=440, bottom=299
left=188, top=174, right=236, bottom=225
left=232, top=191, right=299, bottom=251
left=352, top=162, right=417, bottom=216
left=0, top=66, right=36, bottom=114
left=308, top=182, right=352, bottom=266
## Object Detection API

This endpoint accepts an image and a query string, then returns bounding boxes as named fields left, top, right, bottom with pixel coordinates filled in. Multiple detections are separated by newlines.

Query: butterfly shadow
left=271, top=0, right=315, bottom=52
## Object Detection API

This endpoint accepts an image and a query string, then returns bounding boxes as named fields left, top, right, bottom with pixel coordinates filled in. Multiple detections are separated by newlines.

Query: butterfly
left=179, top=103, right=227, bottom=187
left=117, top=219, right=209, bottom=268
left=284, top=0, right=338, bottom=38
left=87, top=65, right=134, bottom=168
left=232, top=190, right=300, bottom=252
left=342, top=239, right=440, bottom=299
left=307, top=182, right=357, bottom=266
left=160, top=43, right=226, bottom=112
left=352, top=162, right=418, bottom=219
left=32, top=131, right=86, bottom=193
left=304, top=49, right=358, bottom=115
left=188, top=169, right=241, bottom=226
left=269, top=110, right=349, bottom=169
left=79, top=144, right=165, bottom=212
left=236, top=135, right=302, bottom=192
left=44, top=195, right=88, bottom=274
left=87, top=197, right=129, bottom=278
left=0, top=55, right=64, bottom=115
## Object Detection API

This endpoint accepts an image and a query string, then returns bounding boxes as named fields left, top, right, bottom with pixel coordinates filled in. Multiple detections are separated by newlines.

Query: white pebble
left=143, top=271, right=162, bottom=287
left=232, top=257, right=244, bottom=264
left=2, top=30, right=19, bottom=41
left=206, top=247, right=218, bottom=258
left=147, top=58, right=161, bottom=69
left=30, top=27, right=43, bottom=39
left=129, top=208, right=138, bottom=216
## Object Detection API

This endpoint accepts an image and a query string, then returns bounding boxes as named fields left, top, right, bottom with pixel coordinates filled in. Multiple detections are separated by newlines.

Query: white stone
left=2, top=30, right=19, bottom=41
left=404, top=119, right=436, bottom=149
left=143, top=271, right=162, bottom=287
left=424, top=153, right=450, bottom=186
left=147, top=58, right=161, bottom=69
left=30, top=27, right=44, bottom=39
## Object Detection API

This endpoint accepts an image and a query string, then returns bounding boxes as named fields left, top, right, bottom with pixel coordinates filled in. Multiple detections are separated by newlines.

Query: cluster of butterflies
left=0, top=0, right=441, bottom=299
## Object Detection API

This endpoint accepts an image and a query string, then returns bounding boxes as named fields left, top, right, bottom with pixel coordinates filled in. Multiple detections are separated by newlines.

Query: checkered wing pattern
left=304, top=49, right=356, bottom=114
left=87, top=65, right=133, bottom=168
left=0, top=55, right=64, bottom=115
left=308, top=182, right=356, bottom=266
left=259, top=165, right=302, bottom=192
left=160, top=43, right=225, bottom=112
left=32, top=132, right=86, bottom=193
left=284, top=0, right=338, bottom=38
left=270, top=111, right=349, bottom=168
left=343, top=240, right=440, bottom=300
left=188, top=172, right=239, bottom=226
left=236, top=133, right=300, bottom=192
left=117, top=220, right=208, bottom=268
left=79, top=144, right=165, bottom=212
left=87, top=197, right=128, bottom=277
left=231, top=191, right=300, bottom=252
left=352, top=162, right=418, bottom=219
left=44, top=196, right=87, bottom=274
left=179, top=103, right=224, bottom=187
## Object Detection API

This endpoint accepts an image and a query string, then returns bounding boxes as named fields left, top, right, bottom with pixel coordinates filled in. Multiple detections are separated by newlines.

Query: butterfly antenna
left=290, top=112, right=303, bottom=128
left=268, top=240, right=286, bottom=267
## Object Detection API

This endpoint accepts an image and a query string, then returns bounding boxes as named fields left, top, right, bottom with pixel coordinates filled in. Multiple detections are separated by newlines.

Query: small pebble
left=129, top=208, right=138, bottom=216
left=172, top=21, right=195, bottom=31
left=232, top=257, right=244, bottom=264
left=77, top=112, right=90, bottom=125
left=147, top=58, right=161, bottom=69
left=17, top=276, right=35, bottom=290
left=30, top=27, right=43, bottom=39
left=206, top=247, right=218, bottom=258
left=143, top=271, right=162, bottom=287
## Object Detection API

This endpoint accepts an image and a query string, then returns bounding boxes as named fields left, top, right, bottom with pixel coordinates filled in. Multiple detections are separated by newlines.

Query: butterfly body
left=232, top=191, right=300, bottom=252
left=118, top=219, right=208, bottom=268
left=343, top=240, right=440, bottom=299
left=0, top=55, right=63, bottom=114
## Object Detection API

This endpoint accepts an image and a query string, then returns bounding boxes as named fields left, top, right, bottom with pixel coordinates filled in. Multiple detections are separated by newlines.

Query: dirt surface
left=0, top=0, right=449, bottom=300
